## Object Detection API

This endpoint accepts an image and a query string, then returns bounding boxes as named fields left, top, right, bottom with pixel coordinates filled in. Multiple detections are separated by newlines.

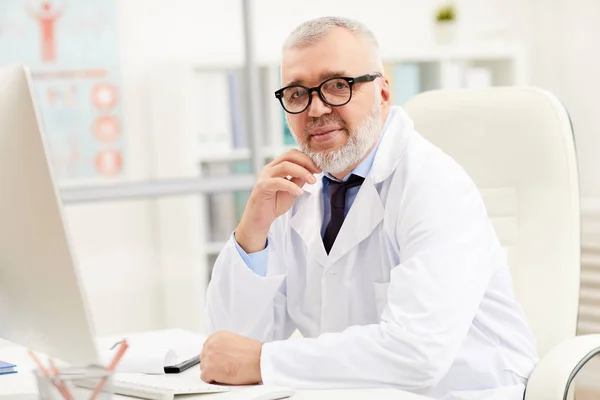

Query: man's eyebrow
left=284, top=70, right=348, bottom=87
left=318, top=70, right=347, bottom=82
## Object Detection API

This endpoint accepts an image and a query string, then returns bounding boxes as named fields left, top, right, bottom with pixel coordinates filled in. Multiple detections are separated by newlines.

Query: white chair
left=403, top=87, right=600, bottom=400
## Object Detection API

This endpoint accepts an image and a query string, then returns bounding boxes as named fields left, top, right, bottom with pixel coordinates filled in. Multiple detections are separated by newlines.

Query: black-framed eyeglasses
left=274, top=72, right=382, bottom=114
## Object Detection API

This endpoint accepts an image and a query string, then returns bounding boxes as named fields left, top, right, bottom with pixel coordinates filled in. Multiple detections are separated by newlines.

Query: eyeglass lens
left=281, top=78, right=351, bottom=112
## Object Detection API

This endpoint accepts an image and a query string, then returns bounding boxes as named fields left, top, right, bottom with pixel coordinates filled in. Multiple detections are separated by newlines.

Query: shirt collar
left=323, top=107, right=396, bottom=183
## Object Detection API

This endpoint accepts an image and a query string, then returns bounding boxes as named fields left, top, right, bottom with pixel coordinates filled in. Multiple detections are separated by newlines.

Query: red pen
left=88, top=339, right=129, bottom=400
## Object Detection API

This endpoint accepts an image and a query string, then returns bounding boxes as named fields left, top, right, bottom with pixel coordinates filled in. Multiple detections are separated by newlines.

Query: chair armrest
left=525, top=334, right=600, bottom=400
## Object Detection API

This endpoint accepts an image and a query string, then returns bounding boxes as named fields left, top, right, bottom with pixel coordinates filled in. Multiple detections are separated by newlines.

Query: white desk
left=0, top=340, right=430, bottom=400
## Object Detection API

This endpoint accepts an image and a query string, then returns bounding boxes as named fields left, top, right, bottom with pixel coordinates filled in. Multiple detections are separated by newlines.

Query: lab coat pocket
left=373, top=281, right=390, bottom=318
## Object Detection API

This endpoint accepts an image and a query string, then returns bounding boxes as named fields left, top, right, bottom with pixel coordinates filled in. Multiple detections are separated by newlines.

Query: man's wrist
left=256, top=342, right=264, bottom=383
left=235, top=225, right=268, bottom=254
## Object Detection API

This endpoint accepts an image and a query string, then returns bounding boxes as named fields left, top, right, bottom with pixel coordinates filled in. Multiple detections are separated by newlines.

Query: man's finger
left=203, top=333, right=217, bottom=347
left=199, top=354, right=209, bottom=372
left=290, top=176, right=310, bottom=188
left=271, top=149, right=321, bottom=174
left=200, top=368, right=213, bottom=383
left=267, top=161, right=317, bottom=184
left=258, top=177, right=305, bottom=197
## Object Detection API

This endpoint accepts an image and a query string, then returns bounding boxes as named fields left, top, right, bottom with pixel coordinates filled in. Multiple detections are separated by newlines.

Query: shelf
left=198, top=145, right=298, bottom=163
left=60, top=175, right=256, bottom=204
left=381, top=44, right=524, bottom=63
left=199, top=148, right=251, bottom=163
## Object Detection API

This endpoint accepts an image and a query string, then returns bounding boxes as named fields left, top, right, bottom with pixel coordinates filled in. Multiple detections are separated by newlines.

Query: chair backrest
left=403, top=87, right=581, bottom=357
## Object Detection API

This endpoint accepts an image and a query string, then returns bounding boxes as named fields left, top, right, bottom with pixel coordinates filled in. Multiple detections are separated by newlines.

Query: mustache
left=304, top=115, right=346, bottom=135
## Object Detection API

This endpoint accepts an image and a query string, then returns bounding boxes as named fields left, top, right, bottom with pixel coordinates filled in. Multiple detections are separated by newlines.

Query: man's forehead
left=282, top=69, right=349, bottom=87
left=280, top=28, right=372, bottom=86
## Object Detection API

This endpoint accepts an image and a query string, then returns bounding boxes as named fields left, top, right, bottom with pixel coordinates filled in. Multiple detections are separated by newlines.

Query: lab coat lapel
left=326, top=176, right=384, bottom=265
left=289, top=177, right=329, bottom=267
left=325, top=107, right=414, bottom=265
left=369, top=106, right=413, bottom=185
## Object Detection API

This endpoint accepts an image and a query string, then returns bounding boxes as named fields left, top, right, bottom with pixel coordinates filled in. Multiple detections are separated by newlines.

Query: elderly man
left=200, top=16, right=538, bottom=399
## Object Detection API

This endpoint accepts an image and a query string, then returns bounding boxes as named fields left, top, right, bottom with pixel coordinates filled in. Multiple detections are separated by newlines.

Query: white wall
left=65, top=0, right=600, bottom=338
left=253, top=0, right=527, bottom=61
left=525, top=0, right=600, bottom=201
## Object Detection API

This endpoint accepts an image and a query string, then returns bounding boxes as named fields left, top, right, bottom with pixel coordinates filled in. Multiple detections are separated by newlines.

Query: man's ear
left=379, top=75, right=392, bottom=105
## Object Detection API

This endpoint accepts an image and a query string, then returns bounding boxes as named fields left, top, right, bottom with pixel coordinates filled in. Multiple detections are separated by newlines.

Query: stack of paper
left=96, top=329, right=206, bottom=374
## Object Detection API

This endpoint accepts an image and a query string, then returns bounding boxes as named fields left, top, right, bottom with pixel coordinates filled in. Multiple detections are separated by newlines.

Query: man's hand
left=199, top=331, right=263, bottom=385
left=235, top=149, right=321, bottom=253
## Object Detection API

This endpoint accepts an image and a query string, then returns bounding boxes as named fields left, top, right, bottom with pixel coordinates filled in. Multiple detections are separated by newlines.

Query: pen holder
left=34, top=365, right=114, bottom=400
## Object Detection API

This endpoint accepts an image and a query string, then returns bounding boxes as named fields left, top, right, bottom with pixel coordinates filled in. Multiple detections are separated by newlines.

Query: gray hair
left=282, top=16, right=383, bottom=72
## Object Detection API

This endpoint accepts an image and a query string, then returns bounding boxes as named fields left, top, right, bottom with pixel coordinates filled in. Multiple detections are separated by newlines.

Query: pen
left=28, top=350, right=70, bottom=400
left=49, top=359, right=73, bottom=400
left=89, top=339, right=129, bottom=400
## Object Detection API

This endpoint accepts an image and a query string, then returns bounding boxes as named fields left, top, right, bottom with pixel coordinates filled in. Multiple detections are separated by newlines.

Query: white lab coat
left=205, top=107, right=538, bottom=399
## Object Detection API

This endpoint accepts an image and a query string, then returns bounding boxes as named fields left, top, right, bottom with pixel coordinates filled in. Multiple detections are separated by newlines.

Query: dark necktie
left=323, top=174, right=365, bottom=254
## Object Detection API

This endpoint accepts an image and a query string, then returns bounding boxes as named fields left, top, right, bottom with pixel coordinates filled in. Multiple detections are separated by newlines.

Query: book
left=261, top=65, right=284, bottom=150
left=439, top=60, right=465, bottom=89
left=227, top=69, right=248, bottom=149
left=202, top=160, right=238, bottom=242
left=0, top=360, right=16, bottom=375
left=192, top=71, right=233, bottom=154
left=464, top=66, right=492, bottom=89
left=394, top=63, right=421, bottom=105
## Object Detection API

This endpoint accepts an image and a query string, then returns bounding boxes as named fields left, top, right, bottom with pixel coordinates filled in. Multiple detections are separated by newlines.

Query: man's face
left=281, top=27, right=390, bottom=173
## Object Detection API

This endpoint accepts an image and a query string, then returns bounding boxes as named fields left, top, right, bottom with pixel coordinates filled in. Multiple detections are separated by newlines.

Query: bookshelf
left=146, top=44, right=527, bottom=330
left=193, top=47, right=527, bottom=163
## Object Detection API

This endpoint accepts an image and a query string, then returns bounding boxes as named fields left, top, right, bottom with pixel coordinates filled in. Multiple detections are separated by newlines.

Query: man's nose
left=307, top=92, right=331, bottom=118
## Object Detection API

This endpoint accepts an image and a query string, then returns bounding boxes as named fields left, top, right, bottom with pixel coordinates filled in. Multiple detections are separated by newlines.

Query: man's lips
left=308, top=127, right=344, bottom=144
left=309, top=127, right=344, bottom=136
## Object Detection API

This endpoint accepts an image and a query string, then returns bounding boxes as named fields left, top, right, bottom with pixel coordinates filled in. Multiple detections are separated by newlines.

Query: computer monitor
left=0, top=63, right=99, bottom=366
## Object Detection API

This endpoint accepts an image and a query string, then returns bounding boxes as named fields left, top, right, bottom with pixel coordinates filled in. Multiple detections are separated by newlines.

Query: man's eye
left=291, top=89, right=306, bottom=99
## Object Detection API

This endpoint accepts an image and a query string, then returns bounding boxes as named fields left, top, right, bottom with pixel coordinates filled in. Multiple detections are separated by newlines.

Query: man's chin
left=309, top=154, right=355, bottom=176
left=307, top=139, right=346, bottom=155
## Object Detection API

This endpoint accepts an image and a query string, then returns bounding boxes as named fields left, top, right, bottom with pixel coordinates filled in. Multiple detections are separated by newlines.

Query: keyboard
left=77, top=373, right=230, bottom=400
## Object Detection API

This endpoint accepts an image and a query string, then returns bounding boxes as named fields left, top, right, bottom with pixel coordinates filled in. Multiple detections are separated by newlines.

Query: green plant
left=435, top=4, right=456, bottom=22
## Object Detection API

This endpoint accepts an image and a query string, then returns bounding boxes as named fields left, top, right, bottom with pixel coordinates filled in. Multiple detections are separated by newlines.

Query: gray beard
left=292, top=101, right=382, bottom=174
